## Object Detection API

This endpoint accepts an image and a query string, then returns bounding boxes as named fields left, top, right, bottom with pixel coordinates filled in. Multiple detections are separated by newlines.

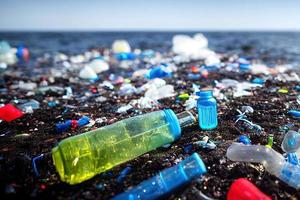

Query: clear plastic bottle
left=52, top=109, right=195, bottom=185
left=196, top=90, right=218, bottom=130
left=227, top=142, right=300, bottom=189
left=112, top=153, right=207, bottom=200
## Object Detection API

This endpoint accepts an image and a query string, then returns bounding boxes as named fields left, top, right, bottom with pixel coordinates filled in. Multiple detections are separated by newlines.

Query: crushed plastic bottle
left=227, top=178, right=271, bottom=200
left=86, top=59, right=109, bottom=74
left=52, top=110, right=196, bottom=184
left=227, top=142, right=300, bottom=189
left=196, top=90, right=218, bottom=130
left=145, top=85, right=175, bottom=100
left=0, top=104, right=24, bottom=122
left=112, top=153, right=207, bottom=200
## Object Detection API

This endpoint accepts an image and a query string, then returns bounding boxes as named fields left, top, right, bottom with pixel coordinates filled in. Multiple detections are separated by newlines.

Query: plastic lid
left=196, top=90, right=213, bottom=98
left=227, top=178, right=271, bottom=200
left=163, top=109, right=181, bottom=140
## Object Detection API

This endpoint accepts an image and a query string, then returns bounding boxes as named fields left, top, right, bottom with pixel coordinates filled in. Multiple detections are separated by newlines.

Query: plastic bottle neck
left=196, top=90, right=213, bottom=99
left=176, top=111, right=196, bottom=128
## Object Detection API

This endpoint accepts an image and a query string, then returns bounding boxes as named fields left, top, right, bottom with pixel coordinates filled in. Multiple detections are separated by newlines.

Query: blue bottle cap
left=196, top=90, right=213, bottom=98
left=163, top=109, right=181, bottom=140
left=238, top=135, right=251, bottom=145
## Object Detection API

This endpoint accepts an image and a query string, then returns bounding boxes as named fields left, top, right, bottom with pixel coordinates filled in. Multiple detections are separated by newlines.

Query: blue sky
left=0, top=0, right=300, bottom=31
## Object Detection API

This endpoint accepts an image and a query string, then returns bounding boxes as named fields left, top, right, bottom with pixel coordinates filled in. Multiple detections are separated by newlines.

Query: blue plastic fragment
left=288, top=110, right=300, bottom=118
left=56, top=120, right=72, bottom=132
left=48, top=101, right=57, bottom=107
left=145, top=64, right=172, bottom=79
left=32, top=154, right=44, bottom=177
left=187, top=73, right=201, bottom=80
left=287, top=153, right=299, bottom=166
left=296, top=85, right=300, bottom=92
left=239, top=63, right=251, bottom=71
left=16, top=45, right=24, bottom=59
left=184, top=144, right=193, bottom=153
left=56, top=116, right=90, bottom=133
left=238, top=135, right=251, bottom=145
left=77, top=116, right=90, bottom=127
left=252, top=78, right=265, bottom=85
left=117, top=166, right=132, bottom=183
left=115, top=53, right=136, bottom=61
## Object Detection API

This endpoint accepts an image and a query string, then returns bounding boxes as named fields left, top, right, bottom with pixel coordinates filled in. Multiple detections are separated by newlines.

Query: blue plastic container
left=196, top=90, right=218, bottom=130
left=112, top=153, right=207, bottom=200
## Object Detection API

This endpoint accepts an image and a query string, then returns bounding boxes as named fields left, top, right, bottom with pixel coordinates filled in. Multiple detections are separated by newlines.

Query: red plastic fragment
left=0, top=104, right=24, bottom=122
left=227, top=178, right=271, bottom=200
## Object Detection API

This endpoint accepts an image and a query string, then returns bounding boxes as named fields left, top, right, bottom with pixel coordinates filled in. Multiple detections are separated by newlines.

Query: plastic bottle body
left=226, top=142, right=300, bottom=189
left=197, top=90, right=218, bottom=130
left=52, top=109, right=181, bottom=185
left=113, top=153, right=207, bottom=200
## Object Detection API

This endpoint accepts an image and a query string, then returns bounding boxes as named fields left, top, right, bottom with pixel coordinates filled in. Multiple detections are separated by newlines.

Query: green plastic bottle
left=52, top=109, right=195, bottom=184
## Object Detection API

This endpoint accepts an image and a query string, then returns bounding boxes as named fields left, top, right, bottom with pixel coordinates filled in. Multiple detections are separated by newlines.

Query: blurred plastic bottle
left=227, top=178, right=271, bottom=200
left=112, top=40, right=131, bottom=53
left=52, top=109, right=195, bottom=184
left=227, top=142, right=300, bottom=189
left=112, top=153, right=207, bottom=200
left=196, top=90, right=218, bottom=130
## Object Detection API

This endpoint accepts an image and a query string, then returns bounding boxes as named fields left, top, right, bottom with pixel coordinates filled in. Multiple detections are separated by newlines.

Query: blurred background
left=1, top=0, right=300, bottom=64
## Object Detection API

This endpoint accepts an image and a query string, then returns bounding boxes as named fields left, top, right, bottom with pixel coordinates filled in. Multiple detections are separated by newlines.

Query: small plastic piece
left=266, top=134, right=274, bottom=148
left=196, top=90, right=218, bottom=130
left=0, top=104, right=24, bottom=122
left=281, top=130, right=300, bottom=153
left=112, top=153, right=207, bottom=200
left=238, top=135, right=251, bottom=145
left=115, top=52, right=136, bottom=61
left=117, top=166, right=132, bottom=183
left=227, top=178, right=271, bottom=200
left=287, top=153, right=299, bottom=166
left=145, top=64, right=172, bottom=79
left=227, top=142, right=300, bottom=189
left=288, top=109, right=300, bottom=118
left=56, top=116, right=90, bottom=133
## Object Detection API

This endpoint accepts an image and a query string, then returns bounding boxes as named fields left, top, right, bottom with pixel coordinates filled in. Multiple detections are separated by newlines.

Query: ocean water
left=1, top=31, right=300, bottom=65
